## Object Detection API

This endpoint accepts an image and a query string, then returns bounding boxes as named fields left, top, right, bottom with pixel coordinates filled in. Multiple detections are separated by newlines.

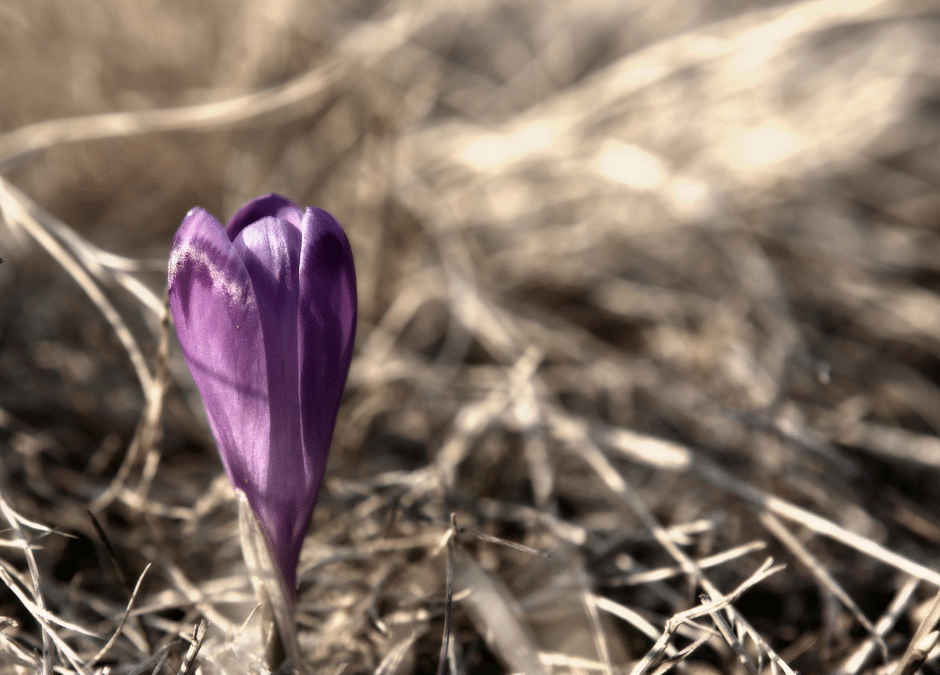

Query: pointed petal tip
left=300, top=208, right=356, bottom=282
left=302, top=206, right=343, bottom=233
left=168, top=208, right=229, bottom=291
left=175, top=205, right=223, bottom=237
left=228, top=193, right=303, bottom=239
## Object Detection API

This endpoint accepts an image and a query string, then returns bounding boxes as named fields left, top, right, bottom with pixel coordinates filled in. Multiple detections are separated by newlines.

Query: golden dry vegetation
left=3, top=0, right=940, bottom=673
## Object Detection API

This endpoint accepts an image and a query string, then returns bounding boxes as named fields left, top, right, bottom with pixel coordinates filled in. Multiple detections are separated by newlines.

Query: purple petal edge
left=227, top=193, right=303, bottom=241
left=168, top=208, right=272, bottom=520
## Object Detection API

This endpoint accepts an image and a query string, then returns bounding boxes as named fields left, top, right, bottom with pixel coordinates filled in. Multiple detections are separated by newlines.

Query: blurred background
left=3, top=0, right=940, bottom=673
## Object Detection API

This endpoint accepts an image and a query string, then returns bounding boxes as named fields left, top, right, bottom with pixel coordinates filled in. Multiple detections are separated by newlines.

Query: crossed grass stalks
left=3, top=0, right=940, bottom=673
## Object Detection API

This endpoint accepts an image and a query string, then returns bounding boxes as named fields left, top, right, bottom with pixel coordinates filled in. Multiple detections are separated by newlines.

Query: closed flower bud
left=168, top=193, right=357, bottom=667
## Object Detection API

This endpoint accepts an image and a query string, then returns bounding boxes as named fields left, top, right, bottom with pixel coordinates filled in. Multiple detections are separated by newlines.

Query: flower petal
left=168, top=208, right=271, bottom=506
left=297, top=208, right=357, bottom=543
left=227, top=193, right=303, bottom=241
left=169, top=197, right=356, bottom=610
left=231, top=216, right=307, bottom=593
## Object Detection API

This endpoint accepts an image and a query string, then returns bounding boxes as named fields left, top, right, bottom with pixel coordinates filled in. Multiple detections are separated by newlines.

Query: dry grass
left=2, top=0, right=940, bottom=672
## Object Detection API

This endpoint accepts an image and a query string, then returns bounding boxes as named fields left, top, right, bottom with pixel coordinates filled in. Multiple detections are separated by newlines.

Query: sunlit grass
left=1, top=0, right=940, bottom=673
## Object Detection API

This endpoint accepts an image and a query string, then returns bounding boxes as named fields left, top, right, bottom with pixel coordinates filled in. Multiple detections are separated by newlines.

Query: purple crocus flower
left=168, top=193, right=356, bottom=606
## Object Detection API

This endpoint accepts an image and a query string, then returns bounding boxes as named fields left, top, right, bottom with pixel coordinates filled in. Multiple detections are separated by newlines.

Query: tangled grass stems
left=3, top=0, right=940, bottom=673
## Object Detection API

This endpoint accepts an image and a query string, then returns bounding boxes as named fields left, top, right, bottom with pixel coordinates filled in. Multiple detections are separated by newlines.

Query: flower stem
left=259, top=581, right=287, bottom=672
left=237, top=491, right=299, bottom=673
